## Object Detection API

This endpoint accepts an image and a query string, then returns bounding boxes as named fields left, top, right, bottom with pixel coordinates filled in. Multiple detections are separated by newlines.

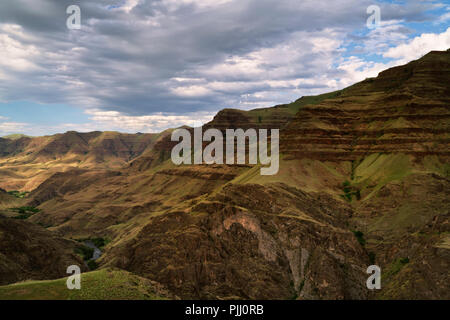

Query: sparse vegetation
left=352, top=230, right=366, bottom=246
left=0, top=269, right=171, bottom=300
left=384, top=257, right=410, bottom=278
left=90, top=237, right=109, bottom=249
left=7, top=191, right=29, bottom=199
left=341, top=181, right=361, bottom=202
left=10, top=206, right=40, bottom=214
left=37, top=222, right=53, bottom=228
left=75, top=245, right=94, bottom=261
left=87, top=260, right=99, bottom=270
left=9, top=206, right=40, bottom=219
left=76, top=237, right=110, bottom=249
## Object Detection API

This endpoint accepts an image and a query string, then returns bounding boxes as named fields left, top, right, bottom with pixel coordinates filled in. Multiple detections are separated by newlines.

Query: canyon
left=0, top=50, right=448, bottom=299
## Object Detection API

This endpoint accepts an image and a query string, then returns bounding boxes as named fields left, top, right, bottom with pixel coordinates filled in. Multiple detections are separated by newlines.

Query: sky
left=0, top=0, right=449, bottom=136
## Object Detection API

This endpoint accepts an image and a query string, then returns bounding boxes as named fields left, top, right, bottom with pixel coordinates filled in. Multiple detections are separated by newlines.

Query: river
left=84, top=240, right=102, bottom=260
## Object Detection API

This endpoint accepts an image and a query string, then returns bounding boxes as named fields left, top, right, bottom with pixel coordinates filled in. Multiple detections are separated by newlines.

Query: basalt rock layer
left=281, top=50, right=450, bottom=161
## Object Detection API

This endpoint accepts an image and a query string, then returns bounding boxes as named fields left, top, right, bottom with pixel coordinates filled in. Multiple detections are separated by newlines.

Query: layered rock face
left=204, top=91, right=342, bottom=132
left=0, top=131, right=158, bottom=191
left=282, top=51, right=450, bottom=161
left=205, top=107, right=294, bottom=131
left=0, top=131, right=157, bottom=165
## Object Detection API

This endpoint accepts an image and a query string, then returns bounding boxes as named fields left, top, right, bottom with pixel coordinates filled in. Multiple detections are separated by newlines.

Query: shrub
left=87, top=260, right=99, bottom=270
left=399, top=257, right=409, bottom=264
left=75, top=246, right=94, bottom=261
left=91, top=237, right=108, bottom=249
left=7, top=191, right=29, bottom=199
left=10, top=206, right=40, bottom=213
left=352, top=230, right=366, bottom=246
left=13, top=214, right=30, bottom=220
left=10, top=206, right=40, bottom=219
left=341, top=181, right=361, bottom=202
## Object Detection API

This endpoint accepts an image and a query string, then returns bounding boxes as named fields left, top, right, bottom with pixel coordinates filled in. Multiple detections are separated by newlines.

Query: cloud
left=0, top=121, right=29, bottom=135
left=0, top=108, right=216, bottom=136
left=83, top=108, right=215, bottom=132
left=383, top=27, right=450, bottom=64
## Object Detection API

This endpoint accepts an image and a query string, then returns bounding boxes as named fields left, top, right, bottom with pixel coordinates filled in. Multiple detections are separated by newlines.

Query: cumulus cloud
left=84, top=108, right=215, bottom=132
left=384, top=27, right=450, bottom=64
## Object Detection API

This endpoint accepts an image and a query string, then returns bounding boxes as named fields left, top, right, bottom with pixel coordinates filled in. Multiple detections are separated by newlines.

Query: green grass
left=241, top=89, right=342, bottom=125
left=7, top=191, right=29, bottom=199
left=352, top=153, right=412, bottom=201
left=383, top=257, right=410, bottom=279
left=0, top=269, right=171, bottom=300
left=286, top=90, right=342, bottom=114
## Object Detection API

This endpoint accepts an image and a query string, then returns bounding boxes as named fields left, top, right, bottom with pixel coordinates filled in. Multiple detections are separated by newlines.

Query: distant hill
left=2, top=134, right=31, bottom=140
left=0, top=131, right=160, bottom=191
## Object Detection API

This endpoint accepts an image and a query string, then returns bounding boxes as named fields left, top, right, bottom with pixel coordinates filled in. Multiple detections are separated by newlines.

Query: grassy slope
left=228, top=90, right=342, bottom=124
left=0, top=268, right=172, bottom=300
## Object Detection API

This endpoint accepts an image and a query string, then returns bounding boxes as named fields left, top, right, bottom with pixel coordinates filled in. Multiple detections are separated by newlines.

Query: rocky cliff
left=282, top=50, right=450, bottom=161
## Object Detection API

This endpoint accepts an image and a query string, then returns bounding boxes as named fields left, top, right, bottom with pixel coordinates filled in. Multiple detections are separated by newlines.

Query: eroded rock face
left=352, top=173, right=450, bottom=300
left=0, top=216, right=86, bottom=285
left=281, top=51, right=450, bottom=161
left=102, top=183, right=369, bottom=299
